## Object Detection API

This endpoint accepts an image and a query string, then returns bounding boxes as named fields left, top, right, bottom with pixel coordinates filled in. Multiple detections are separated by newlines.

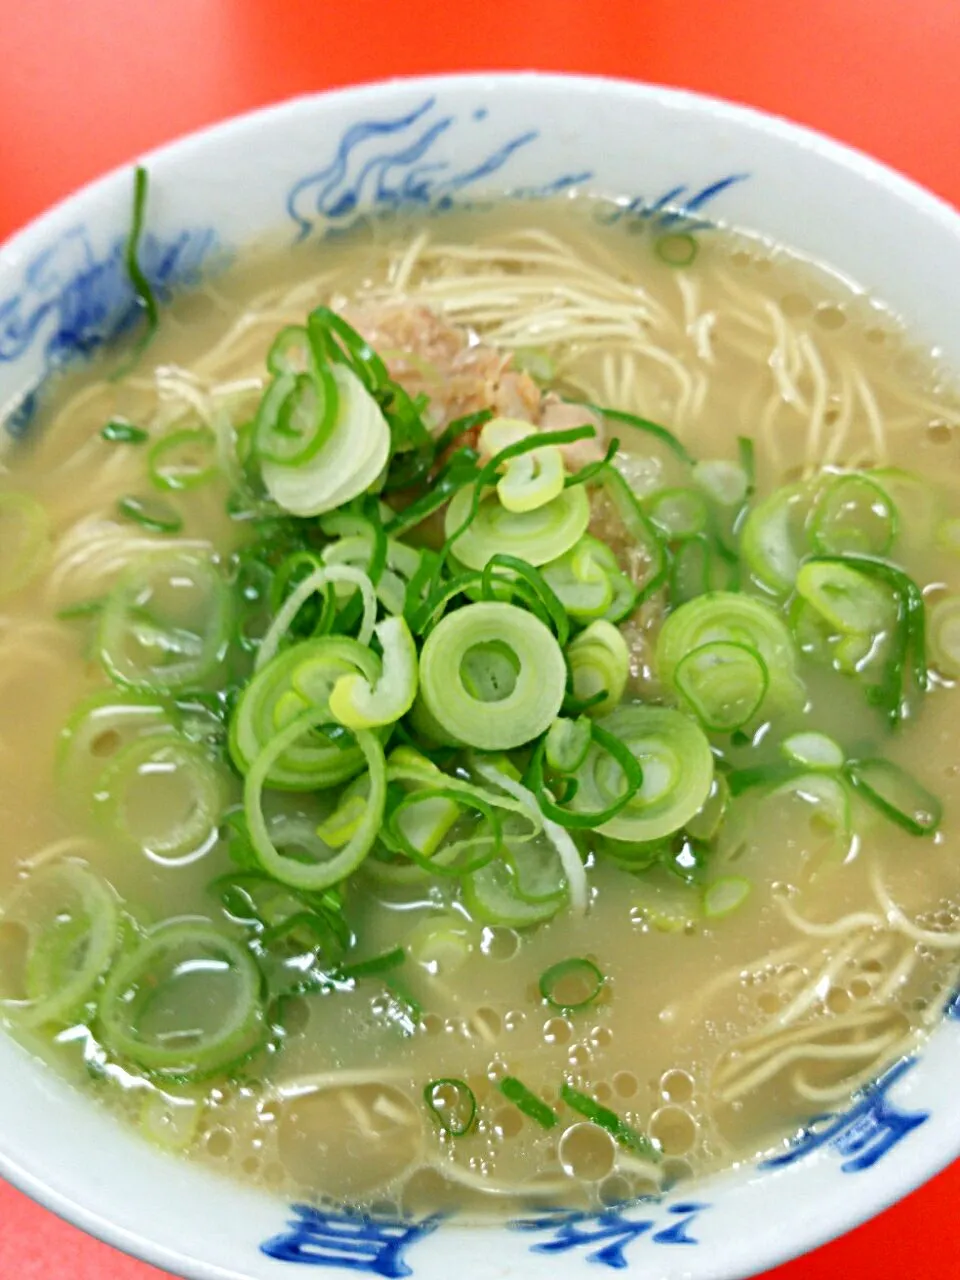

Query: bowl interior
left=1, top=72, right=959, bottom=1280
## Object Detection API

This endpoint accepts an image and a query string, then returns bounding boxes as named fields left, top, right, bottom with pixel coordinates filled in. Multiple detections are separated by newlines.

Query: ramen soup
left=2, top=188, right=960, bottom=1217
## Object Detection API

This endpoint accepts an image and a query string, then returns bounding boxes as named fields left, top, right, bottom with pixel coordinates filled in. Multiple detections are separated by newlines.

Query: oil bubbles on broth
left=0, top=187, right=959, bottom=1217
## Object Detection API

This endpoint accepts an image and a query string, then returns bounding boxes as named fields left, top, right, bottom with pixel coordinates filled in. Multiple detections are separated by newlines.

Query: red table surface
left=2, top=1, right=960, bottom=1276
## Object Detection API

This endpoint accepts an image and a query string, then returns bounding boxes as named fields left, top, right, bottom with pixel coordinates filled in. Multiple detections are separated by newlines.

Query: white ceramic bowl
left=1, top=72, right=959, bottom=1280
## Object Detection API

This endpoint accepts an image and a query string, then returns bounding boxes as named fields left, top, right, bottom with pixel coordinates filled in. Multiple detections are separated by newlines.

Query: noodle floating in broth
left=0, top=170, right=959, bottom=1214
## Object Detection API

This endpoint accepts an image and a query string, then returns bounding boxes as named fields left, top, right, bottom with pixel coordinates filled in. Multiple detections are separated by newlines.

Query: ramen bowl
left=1, top=72, right=959, bottom=1280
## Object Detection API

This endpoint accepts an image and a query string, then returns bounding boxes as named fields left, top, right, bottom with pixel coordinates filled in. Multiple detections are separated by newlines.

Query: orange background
left=1, top=1, right=959, bottom=1277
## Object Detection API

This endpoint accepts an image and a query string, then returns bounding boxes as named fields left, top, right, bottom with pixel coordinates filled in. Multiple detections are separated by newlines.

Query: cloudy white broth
left=2, top=188, right=960, bottom=1216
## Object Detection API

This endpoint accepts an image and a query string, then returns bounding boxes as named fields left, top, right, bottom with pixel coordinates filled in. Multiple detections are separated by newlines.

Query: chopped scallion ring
left=149, top=427, right=219, bottom=491
left=539, top=958, right=604, bottom=1012
left=117, top=494, right=183, bottom=534
left=781, top=731, right=845, bottom=771
left=418, top=602, right=567, bottom=750
left=674, top=640, right=769, bottom=733
left=97, top=921, right=264, bottom=1077
left=423, top=1078, right=477, bottom=1136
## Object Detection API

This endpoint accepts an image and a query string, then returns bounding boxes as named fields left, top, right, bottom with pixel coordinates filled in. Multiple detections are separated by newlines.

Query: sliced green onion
left=98, top=552, right=231, bottom=694
left=213, top=870, right=351, bottom=959
left=657, top=591, right=805, bottom=714
left=255, top=367, right=339, bottom=468
left=94, top=737, right=224, bottom=864
left=102, top=419, right=149, bottom=444
left=655, top=232, right=698, bottom=267
left=57, top=598, right=104, bottom=621
left=443, top=483, right=590, bottom=571
left=257, top=564, right=377, bottom=669
left=338, top=946, right=406, bottom=981
left=669, top=534, right=712, bottom=605
left=796, top=560, right=894, bottom=635
left=871, top=468, right=938, bottom=550
left=117, top=495, right=183, bottom=534
left=757, top=773, right=853, bottom=858
left=539, top=958, right=604, bottom=1012
left=572, top=705, right=714, bottom=844
left=266, top=324, right=316, bottom=377
left=418, top=602, right=566, bottom=751
left=588, top=405, right=694, bottom=467
left=98, top=921, right=264, bottom=1077
left=684, top=773, right=730, bottom=842
left=545, top=716, right=592, bottom=773
left=245, top=709, right=386, bottom=890
left=478, top=555, right=571, bottom=646
left=123, top=165, right=159, bottom=356
left=929, top=596, right=960, bottom=677
left=541, top=539, right=614, bottom=621
left=405, top=917, right=473, bottom=975
left=810, top=472, right=897, bottom=556
left=0, top=491, right=50, bottom=598
left=804, top=555, right=926, bottom=726
left=530, top=723, right=643, bottom=829
left=229, top=637, right=383, bottom=789
left=738, top=436, right=756, bottom=498
left=140, top=1088, right=203, bottom=1152
left=702, top=875, right=752, bottom=918
left=384, top=448, right=481, bottom=540
left=329, top=616, right=418, bottom=730
left=596, top=468, right=669, bottom=600
left=740, top=483, right=809, bottom=596
left=458, top=640, right=519, bottom=701
left=260, top=366, right=390, bottom=517
left=560, top=1083, right=656, bottom=1157
left=383, top=786, right=502, bottom=876
left=693, top=459, right=749, bottom=509
left=323, top=530, right=423, bottom=619
left=498, top=1076, right=559, bottom=1129
left=149, top=427, right=219, bottom=491
left=306, top=306, right=390, bottom=394
left=497, top=442, right=566, bottom=513
left=57, top=690, right=179, bottom=797
left=563, top=436, right=619, bottom=491
left=462, top=843, right=569, bottom=927
left=566, top=620, right=630, bottom=718
left=781, top=731, right=845, bottom=771
left=674, top=640, right=769, bottom=733
left=423, top=1078, right=477, bottom=1136
left=643, top=487, right=709, bottom=541
left=844, top=758, right=941, bottom=836
left=0, top=862, right=120, bottom=1027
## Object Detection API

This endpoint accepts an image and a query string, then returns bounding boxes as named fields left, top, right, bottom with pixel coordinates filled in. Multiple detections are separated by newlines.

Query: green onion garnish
left=654, top=232, right=698, bottom=268
left=337, top=946, right=407, bottom=981
left=149, top=426, right=219, bottom=491
left=587, top=403, right=695, bottom=466
left=124, top=165, right=159, bottom=356
left=116, top=495, right=183, bottom=534
left=102, top=419, right=149, bottom=444
left=560, top=1082, right=658, bottom=1158
left=539, top=958, right=604, bottom=1012
left=497, top=1076, right=559, bottom=1129
left=844, top=757, right=942, bottom=836
left=56, top=598, right=104, bottom=621
left=423, top=1078, right=477, bottom=1136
